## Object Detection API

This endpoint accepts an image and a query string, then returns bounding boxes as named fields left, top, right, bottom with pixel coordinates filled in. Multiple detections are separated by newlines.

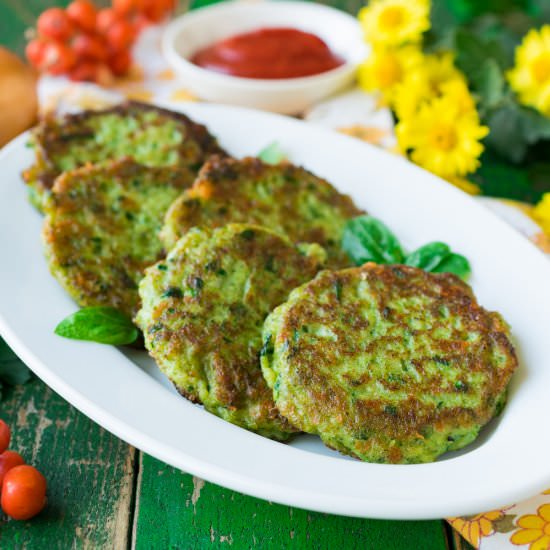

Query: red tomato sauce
left=191, top=27, right=345, bottom=79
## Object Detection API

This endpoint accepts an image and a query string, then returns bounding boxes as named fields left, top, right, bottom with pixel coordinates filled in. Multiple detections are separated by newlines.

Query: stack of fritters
left=31, top=102, right=224, bottom=316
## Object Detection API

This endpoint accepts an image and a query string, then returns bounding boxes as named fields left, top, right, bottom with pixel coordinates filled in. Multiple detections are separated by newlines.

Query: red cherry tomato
left=37, top=8, right=75, bottom=41
left=106, top=20, right=135, bottom=52
left=68, top=60, right=99, bottom=82
left=96, top=8, right=120, bottom=34
left=0, top=451, right=25, bottom=487
left=25, top=38, right=49, bottom=68
left=72, top=33, right=108, bottom=61
left=108, top=50, right=132, bottom=75
left=0, top=420, right=11, bottom=455
left=1, top=465, right=47, bottom=521
left=112, top=0, right=142, bottom=16
left=42, top=41, right=76, bottom=74
left=66, top=0, right=97, bottom=33
left=142, top=0, right=168, bottom=23
left=132, top=13, right=151, bottom=34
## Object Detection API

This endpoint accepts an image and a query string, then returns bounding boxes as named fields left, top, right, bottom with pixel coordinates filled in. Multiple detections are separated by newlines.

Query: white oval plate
left=1, top=103, right=549, bottom=520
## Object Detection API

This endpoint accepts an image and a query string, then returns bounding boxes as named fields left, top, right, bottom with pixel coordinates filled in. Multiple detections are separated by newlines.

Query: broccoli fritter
left=43, top=159, right=195, bottom=317
left=161, top=156, right=363, bottom=267
left=135, top=224, right=327, bottom=440
left=261, top=263, right=518, bottom=463
left=24, top=101, right=224, bottom=211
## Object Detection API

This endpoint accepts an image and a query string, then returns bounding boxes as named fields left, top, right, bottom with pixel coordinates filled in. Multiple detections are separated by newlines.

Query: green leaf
left=258, top=142, right=287, bottom=165
left=342, top=215, right=405, bottom=266
left=55, top=307, right=139, bottom=345
left=517, top=105, right=550, bottom=143
left=404, top=242, right=452, bottom=271
left=484, top=103, right=529, bottom=163
left=432, top=254, right=471, bottom=280
left=477, top=59, right=506, bottom=108
left=405, top=243, right=471, bottom=280
left=0, top=338, right=31, bottom=386
left=454, top=29, right=508, bottom=76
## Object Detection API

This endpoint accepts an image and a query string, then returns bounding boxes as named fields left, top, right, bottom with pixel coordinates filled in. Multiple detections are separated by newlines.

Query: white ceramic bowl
left=162, top=1, right=366, bottom=114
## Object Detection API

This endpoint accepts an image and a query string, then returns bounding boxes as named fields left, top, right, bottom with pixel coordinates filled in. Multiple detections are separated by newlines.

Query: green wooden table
left=0, top=1, right=473, bottom=548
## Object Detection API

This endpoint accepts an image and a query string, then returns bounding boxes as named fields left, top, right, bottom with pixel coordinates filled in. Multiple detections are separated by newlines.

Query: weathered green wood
left=0, top=378, right=136, bottom=549
left=133, top=454, right=449, bottom=550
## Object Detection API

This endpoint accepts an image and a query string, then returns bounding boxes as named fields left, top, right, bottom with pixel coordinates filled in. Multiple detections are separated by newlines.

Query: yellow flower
left=358, top=0, right=430, bottom=47
left=508, top=25, right=550, bottom=116
left=396, top=95, right=489, bottom=178
left=448, top=510, right=505, bottom=547
left=533, top=193, right=550, bottom=234
left=392, top=52, right=470, bottom=118
left=358, top=45, right=424, bottom=102
left=446, top=176, right=481, bottom=195
left=510, top=504, right=550, bottom=549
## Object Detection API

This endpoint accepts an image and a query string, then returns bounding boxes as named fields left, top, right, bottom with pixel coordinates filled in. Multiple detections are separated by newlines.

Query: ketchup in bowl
left=191, top=27, right=345, bottom=79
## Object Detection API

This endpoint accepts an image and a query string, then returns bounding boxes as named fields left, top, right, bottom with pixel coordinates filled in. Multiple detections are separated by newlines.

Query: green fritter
left=161, top=156, right=363, bottom=267
left=24, top=101, right=225, bottom=211
left=43, top=159, right=196, bottom=317
left=135, top=224, right=327, bottom=440
left=261, top=263, right=518, bottom=463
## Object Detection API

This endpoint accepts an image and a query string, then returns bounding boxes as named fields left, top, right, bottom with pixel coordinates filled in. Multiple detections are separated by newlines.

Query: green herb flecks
left=55, top=306, right=139, bottom=345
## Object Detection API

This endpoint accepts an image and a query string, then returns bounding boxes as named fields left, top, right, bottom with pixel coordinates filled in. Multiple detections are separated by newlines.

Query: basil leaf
left=405, top=242, right=452, bottom=271
left=432, top=254, right=471, bottom=280
left=0, top=338, right=31, bottom=386
left=258, top=142, right=287, bottom=165
left=55, top=307, right=139, bottom=345
left=342, top=215, right=405, bottom=265
left=405, top=242, right=471, bottom=280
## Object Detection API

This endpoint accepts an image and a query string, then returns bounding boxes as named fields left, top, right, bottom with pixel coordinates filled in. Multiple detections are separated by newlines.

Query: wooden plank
left=133, top=454, right=449, bottom=550
left=0, top=378, right=137, bottom=549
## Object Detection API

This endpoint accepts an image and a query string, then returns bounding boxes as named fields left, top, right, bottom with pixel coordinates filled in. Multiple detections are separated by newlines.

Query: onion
left=0, top=47, right=38, bottom=147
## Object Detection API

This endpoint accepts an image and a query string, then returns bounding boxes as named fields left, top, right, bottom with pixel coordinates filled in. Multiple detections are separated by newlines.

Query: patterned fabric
left=36, top=23, right=550, bottom=550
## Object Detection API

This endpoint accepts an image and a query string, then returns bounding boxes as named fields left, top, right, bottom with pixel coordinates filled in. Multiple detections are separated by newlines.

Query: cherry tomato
left=96, top=8, right=120, bottom=34
left=112, top=0, right=143, bottom=16
left=72, top=33, right=108, bottom=61
left=0, top=420, right=11, bottom=455
left=108, top=50, right=131, bottom=75
left=25, top=38, right=49, bottom=68
left=66, top=0, right=97, bottom=33
left=42, top=41, right=76, bottom=75
left=0, top=451, right=25, bottom=487
left=1, top=465, right=47, bottom=521
left=37, top=8, right=75, bottom=41
left=106, top=20, right=135, bottom=52
left=68, top=60, right=99, bottom=81
left=142, top=0, right=168, bottom=23
left=132, top=13, right=150, bottom=34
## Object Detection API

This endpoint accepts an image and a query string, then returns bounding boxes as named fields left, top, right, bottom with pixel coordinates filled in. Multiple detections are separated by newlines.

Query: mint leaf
left=342, top=216, right=405, bottom=265
left=55, top=307, right=139, bottom=345
left=258, top=142, right=287, bottom=165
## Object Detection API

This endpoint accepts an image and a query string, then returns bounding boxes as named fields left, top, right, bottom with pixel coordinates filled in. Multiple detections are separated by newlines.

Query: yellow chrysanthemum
left=533, top=193, right=550, bottom=234
left=510, top=504, right=550, bottom=549
left=507, top=25, right=550, bottom=116
left=358, top=0, right=430, bottom=47
left=396, top=95, right=489, bottom=178
left=357, top=45, right=424, bottom=102
left=446, top=176, right=481, bottom=195
left=392, top=53, right=471, bottom=118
